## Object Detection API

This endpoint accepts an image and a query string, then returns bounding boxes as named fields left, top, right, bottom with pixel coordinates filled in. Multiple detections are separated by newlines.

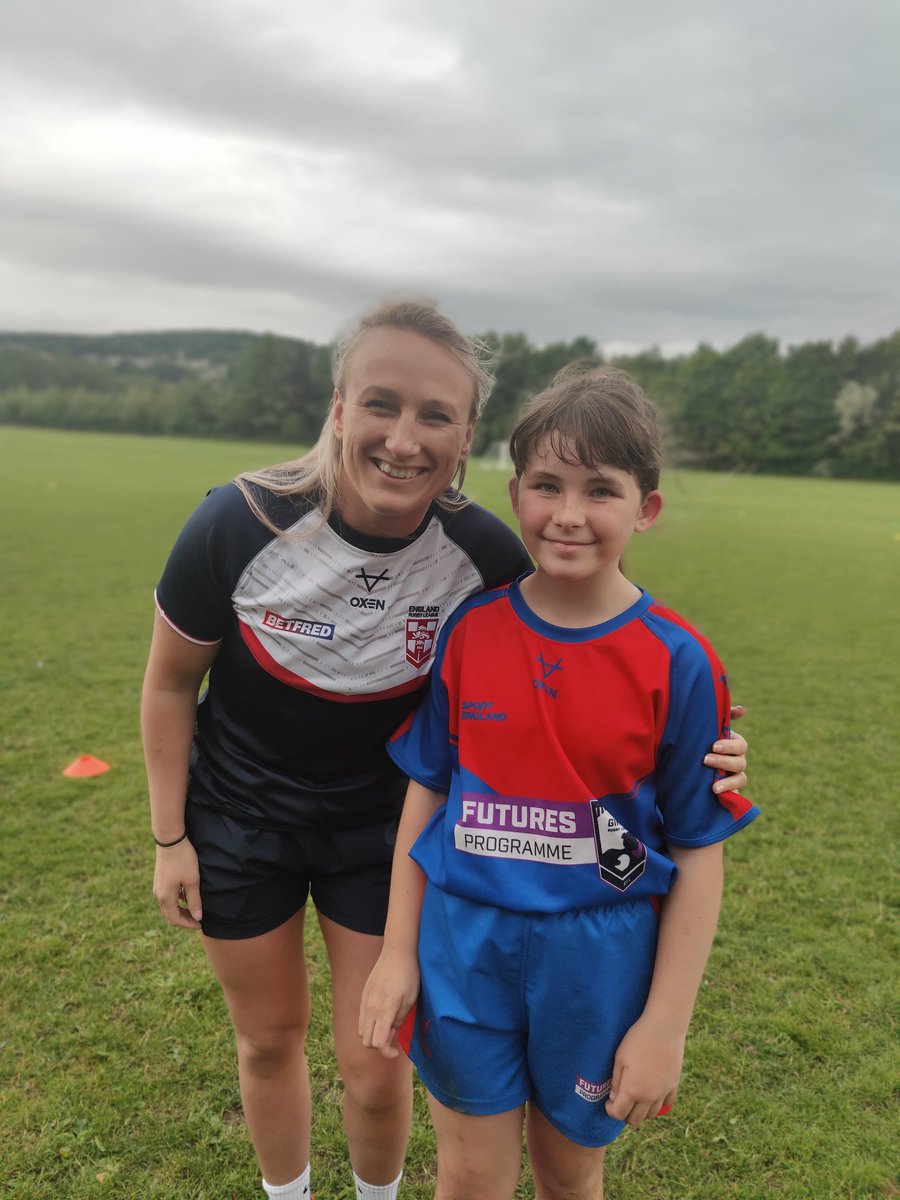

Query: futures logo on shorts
left=575, top=1075, right=611, bottom=1103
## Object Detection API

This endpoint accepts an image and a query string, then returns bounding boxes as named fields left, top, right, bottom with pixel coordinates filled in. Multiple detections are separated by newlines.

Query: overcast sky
left=1, top=0, right=897, bottom=354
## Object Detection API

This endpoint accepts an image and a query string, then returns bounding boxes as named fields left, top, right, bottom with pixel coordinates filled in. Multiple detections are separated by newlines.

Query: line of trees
left=0, top=327, right=896, bottom=480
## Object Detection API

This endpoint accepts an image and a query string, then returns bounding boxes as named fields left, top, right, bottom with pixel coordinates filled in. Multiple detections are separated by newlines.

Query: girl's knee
left=527, top=1110, right=606, bottom=1200
left=434, top=1163, right=517, bottom=1200
left=530, top=1150, right=606, bottom=1200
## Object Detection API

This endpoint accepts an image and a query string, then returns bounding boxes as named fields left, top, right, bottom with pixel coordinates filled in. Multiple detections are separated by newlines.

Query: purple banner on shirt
left=458, top=793, right=594, bottom=838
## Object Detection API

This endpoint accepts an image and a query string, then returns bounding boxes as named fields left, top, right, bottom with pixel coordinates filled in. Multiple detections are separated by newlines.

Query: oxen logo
left=533, top=651, right=563, bottom=698
left=406, top=618, right=438, bottom=667
left=536, top=652, right=563, bottom=680
left=355, top=566, right=391, bottom=592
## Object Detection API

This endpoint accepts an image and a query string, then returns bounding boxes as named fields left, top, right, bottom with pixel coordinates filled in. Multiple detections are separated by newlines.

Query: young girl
left=361, top=365, right=758, bottom=1199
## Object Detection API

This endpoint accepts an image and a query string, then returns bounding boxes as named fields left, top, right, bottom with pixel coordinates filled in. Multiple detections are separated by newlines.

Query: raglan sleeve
left=656, top=635, right=759, bottom=848
left=387, top=623, right=458, bottom=795
left=154, top=484, right=247, bottom=644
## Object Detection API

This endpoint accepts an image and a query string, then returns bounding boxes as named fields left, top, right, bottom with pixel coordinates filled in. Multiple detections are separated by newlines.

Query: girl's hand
left=359, top=950, right=420, bottom=1060
left=153, top=838, right=203, bottom=930
left=604, top=1015, right=685, bottom=1127
left=705, top=705, right=748, bottom=793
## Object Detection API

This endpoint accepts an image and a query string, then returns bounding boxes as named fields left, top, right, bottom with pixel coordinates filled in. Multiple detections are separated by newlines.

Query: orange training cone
left=62, top=754, right=110, bottom=778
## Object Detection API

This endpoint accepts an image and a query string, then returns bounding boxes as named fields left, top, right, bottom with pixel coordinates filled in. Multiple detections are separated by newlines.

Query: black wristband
left=154, top=831, right=188, bottom=848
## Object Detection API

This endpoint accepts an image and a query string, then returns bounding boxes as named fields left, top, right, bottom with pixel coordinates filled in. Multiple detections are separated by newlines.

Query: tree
left=226, top=335, right=325, bottom=443
left=827, top=332, right=900, bottom=478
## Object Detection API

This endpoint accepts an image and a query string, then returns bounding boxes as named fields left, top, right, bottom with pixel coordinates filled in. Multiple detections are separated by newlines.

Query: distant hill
left=0, top=329, right=272, bottom=384
left=0, top=326, right=896, bottom=480
left=0, top=328, right=332, bottom=442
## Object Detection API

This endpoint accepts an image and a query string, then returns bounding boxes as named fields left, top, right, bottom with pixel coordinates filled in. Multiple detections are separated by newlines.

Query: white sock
left=262, top=1163, right=311, bottom=1198
left=353, top=1169, right=402, bottom=1199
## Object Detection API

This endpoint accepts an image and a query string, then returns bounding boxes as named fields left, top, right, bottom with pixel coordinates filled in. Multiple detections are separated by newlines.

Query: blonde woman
left=142, top=302, right=748, bottom=1200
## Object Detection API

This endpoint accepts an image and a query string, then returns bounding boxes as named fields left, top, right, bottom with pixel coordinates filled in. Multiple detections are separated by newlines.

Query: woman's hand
left=153, top=838, right=203, bottom=930
left=359, top=949, right=420, bottom=1060
left=705, top=705, right=747, bottom=793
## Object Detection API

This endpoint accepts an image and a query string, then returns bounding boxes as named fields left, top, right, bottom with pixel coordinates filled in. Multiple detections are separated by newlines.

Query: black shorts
left=185, top=797, right=399, bottom=940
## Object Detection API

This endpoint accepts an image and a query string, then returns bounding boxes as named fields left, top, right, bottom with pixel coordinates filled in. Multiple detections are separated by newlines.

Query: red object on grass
left=62, top=754, right=110, bottom=778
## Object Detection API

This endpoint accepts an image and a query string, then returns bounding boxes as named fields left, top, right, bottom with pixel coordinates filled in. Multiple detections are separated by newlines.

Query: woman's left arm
left=704, top=705, right=747, bottom=793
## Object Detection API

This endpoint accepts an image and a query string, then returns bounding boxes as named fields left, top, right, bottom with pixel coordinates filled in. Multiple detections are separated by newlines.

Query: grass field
left=1, top=426, right=897, bottom=1199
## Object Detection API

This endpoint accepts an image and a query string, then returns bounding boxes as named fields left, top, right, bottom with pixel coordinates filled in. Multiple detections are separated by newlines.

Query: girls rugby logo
left=590, top=800, right=647, bottom=891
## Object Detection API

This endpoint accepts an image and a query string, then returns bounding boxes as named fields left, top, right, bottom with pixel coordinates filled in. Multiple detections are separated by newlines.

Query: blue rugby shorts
left=404, top=883, right=659, bottom=1147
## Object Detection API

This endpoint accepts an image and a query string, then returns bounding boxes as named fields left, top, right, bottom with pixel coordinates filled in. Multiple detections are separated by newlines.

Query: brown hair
left=509, top=362, right=662, bottom=496
left=236, top=299, right=494, bottom=531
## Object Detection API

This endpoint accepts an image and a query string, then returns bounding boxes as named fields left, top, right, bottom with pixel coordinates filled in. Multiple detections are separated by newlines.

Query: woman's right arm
left=141, top=611, right=220, bottom=930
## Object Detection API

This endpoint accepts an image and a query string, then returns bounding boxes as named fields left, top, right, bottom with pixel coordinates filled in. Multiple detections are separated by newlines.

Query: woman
left=142, top=301, right=747, bottom=1200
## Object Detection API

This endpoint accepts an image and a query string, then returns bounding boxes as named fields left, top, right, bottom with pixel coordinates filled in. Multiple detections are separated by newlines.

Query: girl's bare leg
left=427, top=1094, right=524, bottom=1200
left=526, top=1105, right=607, bottom=1200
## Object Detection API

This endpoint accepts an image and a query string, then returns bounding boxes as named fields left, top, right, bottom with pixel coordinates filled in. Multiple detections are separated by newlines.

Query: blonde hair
left=236, top=299, right=494, bottom=531
left=509, top=363, right=662, bottom=497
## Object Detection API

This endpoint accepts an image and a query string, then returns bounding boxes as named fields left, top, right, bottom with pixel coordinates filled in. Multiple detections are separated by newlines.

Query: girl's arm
left=359, top=780, right=446, bottom=1059
left=141, top=611, right=220, bottom=929
left=605, top=840, right=725, bottom=1126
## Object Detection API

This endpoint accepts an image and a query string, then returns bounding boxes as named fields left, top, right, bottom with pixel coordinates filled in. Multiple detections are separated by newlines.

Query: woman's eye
left=423, top=410, right=452, bottom=424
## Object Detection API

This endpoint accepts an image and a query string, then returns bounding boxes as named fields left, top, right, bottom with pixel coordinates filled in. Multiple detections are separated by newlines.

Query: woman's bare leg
left=204, top=910, right=311, bottom=1186
left=318, top=912, right=413, bottom=1185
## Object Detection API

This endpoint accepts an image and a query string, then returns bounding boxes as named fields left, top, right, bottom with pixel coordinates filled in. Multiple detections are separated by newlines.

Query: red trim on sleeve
left=390, top=711, right=417, bottom=744
left=716, top=788, right=754, bottom=820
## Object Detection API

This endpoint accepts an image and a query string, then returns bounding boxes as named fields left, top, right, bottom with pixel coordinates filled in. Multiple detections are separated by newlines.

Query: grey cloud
left=0, top=189, right=377, bottom=303
left=0, top=0, right=897, bottom=345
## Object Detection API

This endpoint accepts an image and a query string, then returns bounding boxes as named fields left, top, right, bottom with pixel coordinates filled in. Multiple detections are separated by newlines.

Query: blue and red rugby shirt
left=389, top=579, right=759, bottom=913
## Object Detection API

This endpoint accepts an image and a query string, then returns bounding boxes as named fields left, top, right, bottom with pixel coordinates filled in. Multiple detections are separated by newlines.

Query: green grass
left=1, top=427, right=897, bottom=1199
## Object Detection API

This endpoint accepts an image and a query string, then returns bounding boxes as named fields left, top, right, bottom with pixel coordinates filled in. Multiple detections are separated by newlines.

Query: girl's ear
left=332, top=389, right=344, bottom=437
left=634, top=489, right=663, bottom=532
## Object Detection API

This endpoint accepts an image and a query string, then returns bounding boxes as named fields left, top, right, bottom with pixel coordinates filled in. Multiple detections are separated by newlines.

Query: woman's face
left=332, top=327, right=476, bottom=537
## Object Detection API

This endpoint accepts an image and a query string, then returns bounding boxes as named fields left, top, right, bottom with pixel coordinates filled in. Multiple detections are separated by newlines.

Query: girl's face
left=509, top=440, right=662, bottom=586
left=332, top=327, right=475, bottom=537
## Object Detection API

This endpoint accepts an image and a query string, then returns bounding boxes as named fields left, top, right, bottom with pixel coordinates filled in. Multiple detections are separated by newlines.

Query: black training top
left=155, top=482, right=531, bottom=832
